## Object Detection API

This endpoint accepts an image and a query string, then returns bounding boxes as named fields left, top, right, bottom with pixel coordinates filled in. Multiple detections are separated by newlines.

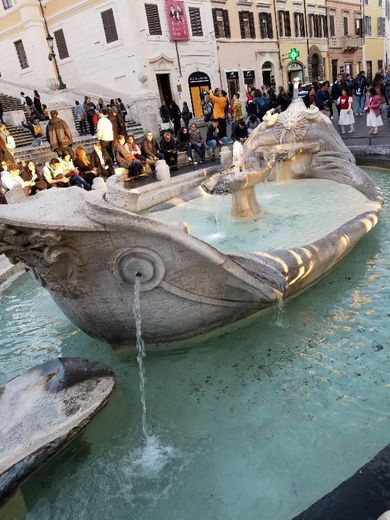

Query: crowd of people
left=1, top=67, right=389, bottom=203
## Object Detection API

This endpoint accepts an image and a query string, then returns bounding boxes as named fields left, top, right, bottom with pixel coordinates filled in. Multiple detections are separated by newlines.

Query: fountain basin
left=0, top=100, right=383, bottom=345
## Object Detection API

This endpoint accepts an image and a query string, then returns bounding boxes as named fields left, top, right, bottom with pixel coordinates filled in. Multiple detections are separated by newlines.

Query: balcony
left=329, top=36, right=363, bottom=51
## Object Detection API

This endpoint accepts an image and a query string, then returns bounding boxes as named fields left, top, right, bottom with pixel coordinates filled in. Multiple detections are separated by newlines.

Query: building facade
left=363, top=0, right=386, bottom=80
left=0, top=0, right=220, bottom=127
left=326, top=0, right=363, bottom=80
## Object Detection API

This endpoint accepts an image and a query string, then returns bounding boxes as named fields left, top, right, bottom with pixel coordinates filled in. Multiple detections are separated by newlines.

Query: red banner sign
left=165, top=0, right=189, bottom=41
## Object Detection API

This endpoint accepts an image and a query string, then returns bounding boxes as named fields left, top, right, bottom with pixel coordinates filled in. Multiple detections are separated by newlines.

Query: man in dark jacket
left=352, top=71, right=369, bottom=115
left=46, top=110, right=73, bottom=158
left=232, top=120, right=248, bottom=142
left=331, top=74, right=349, bottom=116
left=108, top=109, right=126, bottom=139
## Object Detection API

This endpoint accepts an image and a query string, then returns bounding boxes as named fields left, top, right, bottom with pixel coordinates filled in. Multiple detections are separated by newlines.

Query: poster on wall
left=165, top=0, right=189, bottom=41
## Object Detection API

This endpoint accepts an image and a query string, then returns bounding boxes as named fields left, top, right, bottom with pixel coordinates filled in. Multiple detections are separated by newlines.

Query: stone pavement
left=330, top=101, right=390, bottom=147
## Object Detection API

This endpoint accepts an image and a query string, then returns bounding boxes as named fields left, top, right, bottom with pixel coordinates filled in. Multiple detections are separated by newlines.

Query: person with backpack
left=253, top=89, right=268, bottom=120
left=352, top=71, right=369, bottom=116
left=21, top=118, right=43, bottom=147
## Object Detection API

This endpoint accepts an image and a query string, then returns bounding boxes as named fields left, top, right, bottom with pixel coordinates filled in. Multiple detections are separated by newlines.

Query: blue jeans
left=207, top=137, right=229, bottom=154
left=132, top=159, right=142, bottom=176
left=191, top=143, right=205, bottom=161
left=71, top=175, right=91, bottom=190
left=357, top=94, right=366, bottom=114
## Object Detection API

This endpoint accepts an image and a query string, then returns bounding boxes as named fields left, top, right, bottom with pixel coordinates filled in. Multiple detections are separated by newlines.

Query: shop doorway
left=226, top=71, right=239, bottom=98
left=311, top=53, right=320, bottom=81
left=287, top=61, right=304, bottom=84
left=261, top=61, right=275, bottom=87
left=331, top=59, right=338, bottom=81
left=188, top=71, right=211, bottom=117
left=156, top=73, right=173, bottom=104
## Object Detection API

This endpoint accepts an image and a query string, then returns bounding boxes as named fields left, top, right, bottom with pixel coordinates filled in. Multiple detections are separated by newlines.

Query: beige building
left=210, top=0, right=281, bottom=95
left=363, top=0, right=386, bottom=80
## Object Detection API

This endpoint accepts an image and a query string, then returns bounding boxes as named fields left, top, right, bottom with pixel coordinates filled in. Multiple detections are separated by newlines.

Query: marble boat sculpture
left=0, top=100, right=383, bottom=345
left=0, top=358, right=115, bottom=499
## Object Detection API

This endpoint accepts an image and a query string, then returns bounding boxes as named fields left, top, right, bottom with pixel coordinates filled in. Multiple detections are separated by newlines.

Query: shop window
left=239, top=11, right=256, bottom=39
left=101, top=8, right=118, bottom=43
left=259, top=12, right=273, bottom=39
left=145, top=4, right=162, bottom=35
left=14, top=40, right=29, bottom=69
left=212, top=8, right=231, bottom=38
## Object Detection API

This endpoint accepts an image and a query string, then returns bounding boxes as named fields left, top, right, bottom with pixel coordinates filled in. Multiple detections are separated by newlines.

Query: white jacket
left=97, top=116, right=114, bottom=142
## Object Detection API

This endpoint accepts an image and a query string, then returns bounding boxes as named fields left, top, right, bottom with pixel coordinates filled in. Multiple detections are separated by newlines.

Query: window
left=54, top=29, right=69, bottom=60
left=101, top=8, right=118, bottom=43
left=259, top=12, right=273, bottom=39
left=278, top=11, right=291, bottom=37
left=189, top=7, right=203, bottom=36
left=308, top=14, right=327, bottom=37
left=355, top=18, right=362, bottom=36
left=212, top=8, right=231, bottom=38
left=366, top=60, right=372, bottom=82
left=343, top=16, right=349, bottom=35
left=239, top=11, right=255, bottom=39
left=294, top=12, right=305, bottom=37
left=378, top=60, right=383, bottom=71
left=364, top=15, right=372, bottom=36
left=329, top=15, right=335, bottom=37
left=14, top=40, right=29, bottom=69
left=145, top=4, right=162, bottom=35
left=378, top=0, right=382, bottom=6
left=377, top=16, right=385, bottom=35
left=2, top=0, right=12, bottom=9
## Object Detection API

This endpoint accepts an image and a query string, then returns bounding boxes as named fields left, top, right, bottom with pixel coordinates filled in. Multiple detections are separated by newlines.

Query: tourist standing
left=365, top=87, right=383, bottom=135
left=209, top=89, right=228, bottom=139
left=353, top=72, right=369, bottom=116
left=46, top=110, right=73, bottom=158
left=83, top=97, right=97, bottom=135
left=337, top=89, right=355, bottom=134
left=230, top=93, right=243, bottom=123
left=109, top=108, right=126, bottom=139
left=159, top=100, right=171, bottom=128
left=74, top=101, right=87, bottom=135
left=116, top=98, right=128, bottom=122
left=168, top=100, right=182, bottom=136
left=202, top=93, right=213, bottom=122
left=181, top=102, right=192, bottom=128
left=97, top=109, right=114, bottom=159
left=315, top=83, right=330, bottom=114
left=33, top=90, right=42, bottom=114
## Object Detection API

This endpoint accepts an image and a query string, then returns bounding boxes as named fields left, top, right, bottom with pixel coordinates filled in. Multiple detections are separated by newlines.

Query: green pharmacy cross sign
left=288, top=48, right=300, bottom=62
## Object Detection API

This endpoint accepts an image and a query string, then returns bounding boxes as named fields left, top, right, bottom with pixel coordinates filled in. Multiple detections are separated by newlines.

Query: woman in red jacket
left=365, top=87, right=383, bottom=135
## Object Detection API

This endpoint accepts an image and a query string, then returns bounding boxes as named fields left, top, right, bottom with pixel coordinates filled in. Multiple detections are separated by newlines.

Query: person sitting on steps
left=206, top=119, right=228, bottom=161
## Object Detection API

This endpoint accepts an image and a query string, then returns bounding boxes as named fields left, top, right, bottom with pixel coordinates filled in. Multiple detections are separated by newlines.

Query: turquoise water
left=0, top=168, right=389, bottom=520
left=148, top=178, right=379, bottom=252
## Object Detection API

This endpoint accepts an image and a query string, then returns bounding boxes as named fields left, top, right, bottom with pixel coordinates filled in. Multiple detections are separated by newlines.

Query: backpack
left=6, top=135, right=16, bottom=150
left=32, top=124, right=42, bottom=137
left=25, top=96, right=33, bottom=106
left=256, top=97, right=267, bottom=114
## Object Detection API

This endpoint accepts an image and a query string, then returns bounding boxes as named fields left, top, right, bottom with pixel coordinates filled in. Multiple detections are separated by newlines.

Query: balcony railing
left=329, top=36, right=363, bottom=50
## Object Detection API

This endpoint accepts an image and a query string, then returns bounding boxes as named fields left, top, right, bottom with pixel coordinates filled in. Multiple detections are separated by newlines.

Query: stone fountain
left=0, top=100, right=383, bottom=345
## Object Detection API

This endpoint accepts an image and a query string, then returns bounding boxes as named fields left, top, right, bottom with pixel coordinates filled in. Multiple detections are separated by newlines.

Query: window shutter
left=223, top=9, right=231, bottom=38
left=54, top=29, right=69, bottom=60
left=294, top=13, right=298, bottom=36
left=267, top=13, right=273, bottom=38
left=284, top=12, right=291, bottom=36
left=145, top=4, right=162, bottom=35
left=259, top=13, right=266, bottom=39
left=239, top=12, right=246, bottom=39
left=101, top=8, right=118, bottom=43
left=323, top=15, right=328, bottom=37
left=14, top=40, right=29, bottom=69
left=249, top=12, right=256, bottom=38
left=278, top=11, right=284, bottom=36
left=189, top=7, right=203, bottom=36
left=2, top=0, right=13, bottom=9
left=212, top=9, right=220, bottom=38
left=330, top=15, right=335, bottom=37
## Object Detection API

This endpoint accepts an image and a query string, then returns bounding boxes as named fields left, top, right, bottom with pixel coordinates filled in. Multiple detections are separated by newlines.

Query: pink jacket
left=365, top=95, right=381, bottom=117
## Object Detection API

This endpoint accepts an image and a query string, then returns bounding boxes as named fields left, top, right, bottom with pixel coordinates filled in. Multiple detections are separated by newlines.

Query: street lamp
left=46, top=33, right=67, bottom=90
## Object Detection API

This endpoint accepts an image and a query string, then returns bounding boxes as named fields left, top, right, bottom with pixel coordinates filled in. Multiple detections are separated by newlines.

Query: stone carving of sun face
left=274, top=104, right=310, bottom=144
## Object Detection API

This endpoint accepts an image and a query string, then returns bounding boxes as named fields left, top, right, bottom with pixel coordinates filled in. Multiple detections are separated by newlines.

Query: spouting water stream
left=133, top=274, right=148, bottom=439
